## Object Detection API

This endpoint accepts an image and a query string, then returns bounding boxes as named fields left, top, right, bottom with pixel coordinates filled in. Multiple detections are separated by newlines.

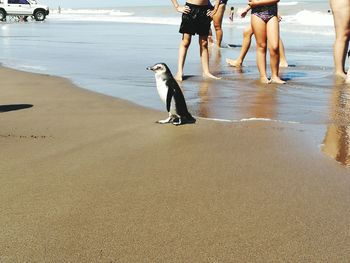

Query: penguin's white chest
left=155, top=77, right=169, bottom=104
left=155, top=75, right=176, bottom=115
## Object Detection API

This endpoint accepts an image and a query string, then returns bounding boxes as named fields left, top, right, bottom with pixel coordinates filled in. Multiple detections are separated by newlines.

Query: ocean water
left=2, top=1, right=350, bottom=165
left=0, top=1, right=337, bottom=122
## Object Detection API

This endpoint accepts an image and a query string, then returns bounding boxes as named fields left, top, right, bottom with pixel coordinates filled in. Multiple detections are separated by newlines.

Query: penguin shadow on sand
left=0, top=104, right=33, bottom=113
left=147, top=63, right=196, bottom=126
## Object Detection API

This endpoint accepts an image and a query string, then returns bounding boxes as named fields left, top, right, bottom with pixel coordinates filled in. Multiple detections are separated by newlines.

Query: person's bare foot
left=260, top=77, right=271, bottom=84
left=270, top=77, right=286, bottom=84
left=279, top=61, right=289, bottom=68
left=226, top=58, right=242, bottom=67
left=203, top=72, right=221, bottom=80
left=346, top=68, right=350, bottom=84
left=174, top=73, right=183, bottom=82
left=335, top=71, right=347, bottom=80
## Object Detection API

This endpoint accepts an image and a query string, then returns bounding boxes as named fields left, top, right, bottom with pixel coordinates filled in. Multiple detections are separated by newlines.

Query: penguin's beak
left=146, top=66, right=154, bottom=71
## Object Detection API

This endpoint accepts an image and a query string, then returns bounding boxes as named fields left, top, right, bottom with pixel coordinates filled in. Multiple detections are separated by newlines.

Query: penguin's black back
left=166, top=78, right=195, bottom=122
left=162, top=64, right=196, bottom=122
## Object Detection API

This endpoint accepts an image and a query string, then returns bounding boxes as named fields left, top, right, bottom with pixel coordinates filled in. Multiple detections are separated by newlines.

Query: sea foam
left=51, top=8, right=180, bottom=25
left=50, top=7, right=334, bottom=35
left=292, top=10, right=333, bottom=26
left=61, top=9, right=134, bottom=16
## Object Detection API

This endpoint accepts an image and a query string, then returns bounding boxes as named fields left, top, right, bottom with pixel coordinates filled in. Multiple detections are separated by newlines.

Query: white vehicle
left=0, top=0, right=49, bottom=21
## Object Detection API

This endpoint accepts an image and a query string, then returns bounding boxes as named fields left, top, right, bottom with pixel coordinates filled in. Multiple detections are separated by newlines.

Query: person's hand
left=207, top=8, right=217, bottom=18
left=176, top=5, right=191, bottom=14
left=241, top=9, right=249, bottom=18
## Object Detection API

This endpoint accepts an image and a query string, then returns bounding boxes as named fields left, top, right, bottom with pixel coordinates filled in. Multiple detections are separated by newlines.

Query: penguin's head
left=146, top=63, right=170, bottom=76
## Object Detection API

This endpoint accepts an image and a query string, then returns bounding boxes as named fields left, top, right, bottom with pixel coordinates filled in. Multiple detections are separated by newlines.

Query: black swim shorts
left=179, top=2, right=212, bottom=36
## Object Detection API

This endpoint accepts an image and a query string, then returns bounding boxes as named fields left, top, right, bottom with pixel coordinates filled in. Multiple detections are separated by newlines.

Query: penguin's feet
left=172, top=117, right=196, bottom=125
left=186, top=117, right=196, bottom=124
left=172, top=118, right=182, bottom=126
left=156, top=116, right=175, bottom=124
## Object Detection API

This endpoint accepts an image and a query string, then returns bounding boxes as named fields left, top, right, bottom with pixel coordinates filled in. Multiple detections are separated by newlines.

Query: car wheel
left=34, top=10, right=46, bottom=21
left=0, top=10, right=6, bottom=21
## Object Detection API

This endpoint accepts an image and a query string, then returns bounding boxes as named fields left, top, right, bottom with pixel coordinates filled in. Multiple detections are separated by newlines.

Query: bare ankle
left=203, top=72, right=221, bottom=80
left=174, top=72, right=183, bottom=81
left=260, top=77, right=270, bottom=84
left=270, top=76, right=286, bottom=84
left=226, top=58, right=242, bottom=67
left=279, top=61, right=288, bottom=68
left=335, top=71, right=347, bottom=80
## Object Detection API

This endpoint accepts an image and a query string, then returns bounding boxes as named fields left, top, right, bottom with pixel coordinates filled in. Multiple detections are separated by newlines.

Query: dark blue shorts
left=179, top=2, right=212, bottom=36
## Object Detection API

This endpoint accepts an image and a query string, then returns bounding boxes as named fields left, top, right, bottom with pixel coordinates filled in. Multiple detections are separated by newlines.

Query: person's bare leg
left=199, top=35, right=220, bottom=79
left=212, top=4, right=226, bottom=47
left=208, top=28, right=214, bottom=45
left=226, top=25, right=253, bottom=67
left=175, top=33, right=192, bottom=81
left=329, top=0, right=350, bottom=79
left=346, top=51, right=350, bottom=83
left=279, top=39, right=288, bottom=67
left=267, top=17, right=285, bottom=84
left=251, top=15, right=269, bottom=83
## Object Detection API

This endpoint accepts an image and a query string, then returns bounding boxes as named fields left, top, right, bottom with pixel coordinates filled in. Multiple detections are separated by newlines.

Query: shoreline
left=1, top=66, right=350, bottom=261
left=0, top=18, right=336, bottom=124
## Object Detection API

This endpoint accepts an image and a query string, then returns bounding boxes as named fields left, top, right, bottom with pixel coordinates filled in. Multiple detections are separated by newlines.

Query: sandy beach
left=1, top=66, right=350, bottom=262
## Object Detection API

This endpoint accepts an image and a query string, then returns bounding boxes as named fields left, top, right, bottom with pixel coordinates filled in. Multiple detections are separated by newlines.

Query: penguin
left=147, top=63, right=196, bottom=125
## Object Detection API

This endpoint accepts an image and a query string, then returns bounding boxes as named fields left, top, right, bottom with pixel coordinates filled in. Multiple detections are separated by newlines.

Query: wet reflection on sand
left=176, top=45, right=350, bottom=167
left=189, top=72, right=280, bottom=121
left=179, top=44, right=335, bottom=124
left=198, top=79, right=211, bottom=118
left=248, top=86, right=278, bottom=120
left=322, top=83, right=350, bottom=167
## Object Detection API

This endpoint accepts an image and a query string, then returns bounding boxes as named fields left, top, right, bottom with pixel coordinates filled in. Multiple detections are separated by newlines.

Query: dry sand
left=1, top=66, right=350, bottom=262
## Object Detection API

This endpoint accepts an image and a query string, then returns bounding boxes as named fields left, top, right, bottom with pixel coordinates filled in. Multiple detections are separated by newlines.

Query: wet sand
left=1, top=66, right=350, bottom=262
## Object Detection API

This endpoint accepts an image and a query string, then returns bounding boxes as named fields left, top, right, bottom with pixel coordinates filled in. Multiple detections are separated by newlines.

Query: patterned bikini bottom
left=251, top=4, right=278, bottom=23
